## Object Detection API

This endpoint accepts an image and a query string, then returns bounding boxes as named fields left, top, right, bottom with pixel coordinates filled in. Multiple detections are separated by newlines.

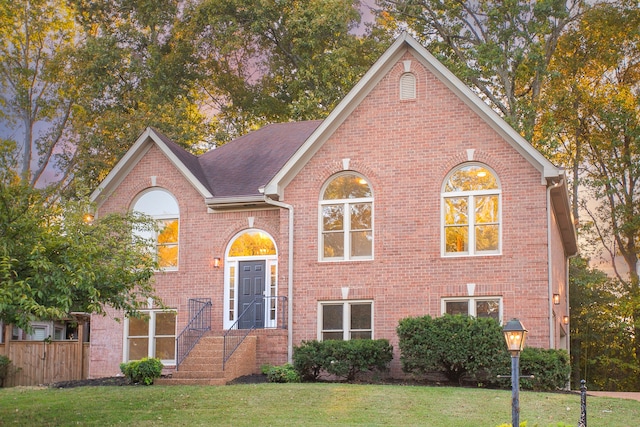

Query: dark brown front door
left=238, top=260, right=265, bottom=329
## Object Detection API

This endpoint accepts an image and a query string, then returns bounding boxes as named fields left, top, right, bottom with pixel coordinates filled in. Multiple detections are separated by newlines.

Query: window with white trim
left=320, top=173, right=373, bottom=261
left=319, top=301, right=373, bottom=340
left=125, top=310, right=177, bottom=364
left=442, top=297, right=502, bottom=321
left=132, top=189, right=180, bottom=269
left=442, top=163, right=500, bottom=256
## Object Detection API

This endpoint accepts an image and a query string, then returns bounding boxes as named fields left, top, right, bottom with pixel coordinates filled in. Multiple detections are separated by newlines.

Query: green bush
left=261, top=364, right=301, bottom=383
left=119, top=357, right=163, bottom=385
left=0, top=355, right=12, bottom=387
left=292, top=340, right=327, bottom=381
left=519, top=347, right=570, bottom=391
left=293, top=339, right=393, bottom=382
left=397, top=314, right=509, bottom=385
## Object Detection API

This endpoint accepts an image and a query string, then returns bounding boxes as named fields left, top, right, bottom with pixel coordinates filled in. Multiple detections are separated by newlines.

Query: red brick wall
left=91, top=144, right=283, bottom=377
left=90, top=48, right=567, bottom=379
left=283, top=50, right=554, bottom=376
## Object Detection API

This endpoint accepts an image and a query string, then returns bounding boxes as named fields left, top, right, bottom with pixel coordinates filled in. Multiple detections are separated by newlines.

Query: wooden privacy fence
left=0, top=340, right=90, bottom=387
left=0, top=340, right=89, bottom=387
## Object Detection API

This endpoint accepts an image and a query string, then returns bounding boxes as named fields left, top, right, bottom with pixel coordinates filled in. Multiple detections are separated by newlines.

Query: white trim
left=223, top=229, right=279, bottom=330
left=132, top=188, right=180, bottom=271
left=318, top=172, right=374, bottom=262
left=91, top=128, right=213, bottom=207
left=123, top=310, right=177, bottom=365
left=264, top=33, right=563, bottom=199
left=441, top=163, right=502, bottom=257
left=441, top=296, right=503, bottom=322
left=317, top=300, right=374, bottom=340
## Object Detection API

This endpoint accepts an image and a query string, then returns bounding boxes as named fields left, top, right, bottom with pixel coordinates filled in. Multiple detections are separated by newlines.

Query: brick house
left=89, top=33, right=577, bottom=383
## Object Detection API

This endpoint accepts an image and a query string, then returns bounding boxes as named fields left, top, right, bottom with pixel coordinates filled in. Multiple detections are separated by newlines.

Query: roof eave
left=265, top=33, right=563, bottom=198
left=90, top=128, right=213, bottom=208
left=205, top=195, right=270, bottom=211
left=263, top=36, right=410, bottom=198
left=549, top=178, right=579, bottom=256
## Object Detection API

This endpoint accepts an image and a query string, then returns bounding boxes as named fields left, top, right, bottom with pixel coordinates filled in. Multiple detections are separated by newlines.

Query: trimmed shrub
left=293, top=339, right=393, bottom=382
left=119, top=357, right=163, bottom=385
left=0, top=355, right=13, bottom=387
left=262, top=364, right=301, bottom=383
left=292, top=340, right=327, bottom=381
left=519, top=347, right=570, bottom=391
left=397, top=314, right=509, bottom=385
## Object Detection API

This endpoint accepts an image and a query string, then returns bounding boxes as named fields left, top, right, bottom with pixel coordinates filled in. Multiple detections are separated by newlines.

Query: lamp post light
left=503, top=318, right=528, bottom=427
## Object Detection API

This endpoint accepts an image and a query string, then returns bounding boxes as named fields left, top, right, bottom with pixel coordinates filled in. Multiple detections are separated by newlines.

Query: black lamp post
left=503, top=318, right=528, bottom=427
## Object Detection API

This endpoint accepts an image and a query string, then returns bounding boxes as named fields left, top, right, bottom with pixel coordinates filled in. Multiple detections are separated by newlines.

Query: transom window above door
left=442, top=163, right=501, bottom=256
left=320, top=172, right=373, bottom=261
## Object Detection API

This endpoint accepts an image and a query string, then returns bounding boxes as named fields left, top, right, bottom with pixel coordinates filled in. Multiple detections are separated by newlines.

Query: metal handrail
left=176, top=298, right=212, bottom=369
left=223, top=296, right=287, bottom=369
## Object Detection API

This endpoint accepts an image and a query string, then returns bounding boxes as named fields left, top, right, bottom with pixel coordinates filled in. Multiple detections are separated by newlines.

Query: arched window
left=132, top=189, right=180, bottom=269
left=442, top=164, right=500, bottom=256
left=399, top=72, right=416, bottom=100
left=320, top=173, right=373, bottom=261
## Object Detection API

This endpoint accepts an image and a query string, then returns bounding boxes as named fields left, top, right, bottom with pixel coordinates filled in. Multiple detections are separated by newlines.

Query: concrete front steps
left=156, top=334, right=257, bottom=386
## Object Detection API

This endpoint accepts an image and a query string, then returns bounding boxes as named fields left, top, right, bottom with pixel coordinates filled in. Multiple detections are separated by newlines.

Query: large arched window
left=320, top=172, right=373, bottom=261
left=132, top=189, right=180, bottom=269
left=442, top=163, right=500, bottom=256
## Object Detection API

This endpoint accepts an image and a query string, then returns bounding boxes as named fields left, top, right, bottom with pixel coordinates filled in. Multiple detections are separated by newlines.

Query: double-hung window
left=319, top=301, right=373, bottom=340
left=442, top=297, right=502, bottom=321
left=125, top=310, right=177, bottom=364
left=132, top=189, right=180, bottom=269
left=442, top=163, right=500, bottom=256
left=320, top=173, right=373, bottom=261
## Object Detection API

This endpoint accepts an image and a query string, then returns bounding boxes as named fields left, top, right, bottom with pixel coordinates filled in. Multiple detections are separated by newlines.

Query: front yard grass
left=1, top=383, right=638, bottom=426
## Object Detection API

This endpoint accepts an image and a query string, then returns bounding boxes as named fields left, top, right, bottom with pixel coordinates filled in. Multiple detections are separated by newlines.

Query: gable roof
left=90, top=127, right=213, bottom=206
left=263, top=32, right=564, bottom=198
left=90, top=123, right=321, bottom=209
left=91, top=33, right=576, bottom=255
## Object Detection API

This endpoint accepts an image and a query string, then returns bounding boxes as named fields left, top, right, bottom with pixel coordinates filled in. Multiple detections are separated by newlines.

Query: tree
left=541, top=2, right=640, bottom=361
left=0, top=0, right=79, bottom=187
left=376, top=0, right=582, bottom=139
left=68, top=0, right=210, bottom=191
left=569, top=257, right=640, bottom=390
left=181, top=0, right=389, bottom=142
left=0, top=153, right=160, bottom=331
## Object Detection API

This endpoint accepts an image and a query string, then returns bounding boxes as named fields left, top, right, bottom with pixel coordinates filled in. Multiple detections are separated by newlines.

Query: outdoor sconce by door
left=553, top=294, right=560, bottom=305
left=213, top=257, right=221, bottom=269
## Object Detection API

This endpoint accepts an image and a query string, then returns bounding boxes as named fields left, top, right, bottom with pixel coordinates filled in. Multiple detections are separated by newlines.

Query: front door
left=238, top=260, right=265, bottom=329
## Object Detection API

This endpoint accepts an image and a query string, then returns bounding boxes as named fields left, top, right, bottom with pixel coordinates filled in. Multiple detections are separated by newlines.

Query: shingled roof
left=90, top=121, right=322, bottom=208
left=199, top=120, right=322, bottom=199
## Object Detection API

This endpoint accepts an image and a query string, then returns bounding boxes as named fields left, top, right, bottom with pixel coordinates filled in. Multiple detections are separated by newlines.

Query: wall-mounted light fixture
left=83, top=213, right=95, bottom=224
left=553, top=294, right=560, bottom=305
left=213, top=257, right=221, bottom=269
left=563, top=316, right=569, bottom=325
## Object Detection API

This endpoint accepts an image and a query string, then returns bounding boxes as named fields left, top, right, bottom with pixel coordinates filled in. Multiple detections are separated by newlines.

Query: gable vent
left=399, top=73, right=416, bottom=100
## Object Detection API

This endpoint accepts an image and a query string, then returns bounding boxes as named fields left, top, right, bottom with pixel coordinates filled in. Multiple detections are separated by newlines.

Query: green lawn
left=1, top=383, right=638, bottom=426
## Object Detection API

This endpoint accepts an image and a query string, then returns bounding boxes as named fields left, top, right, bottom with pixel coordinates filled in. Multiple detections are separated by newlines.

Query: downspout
left=547, top=179, right=563, bottom=349
left=264, top=196, right=294, bottom=363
